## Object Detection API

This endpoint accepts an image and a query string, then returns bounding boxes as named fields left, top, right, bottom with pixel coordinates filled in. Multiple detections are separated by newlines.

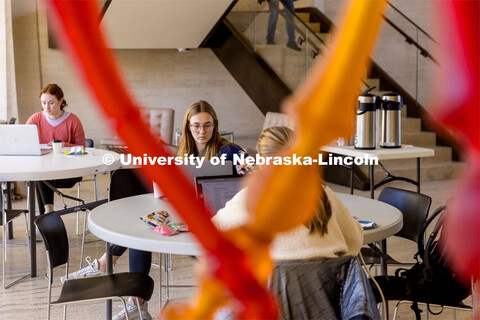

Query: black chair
left=35, top=212, right=154, bottom=320
left=1, top=183, right=30, bottom=289
left=361, top=187, right=432, bottom=269
left=371, top=205, right=474, bottom=319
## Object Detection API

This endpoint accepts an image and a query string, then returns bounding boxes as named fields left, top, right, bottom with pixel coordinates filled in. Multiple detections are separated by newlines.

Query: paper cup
left=153, top=182, right=161, bottom=198
left=52, top=140, right=63, bottom=154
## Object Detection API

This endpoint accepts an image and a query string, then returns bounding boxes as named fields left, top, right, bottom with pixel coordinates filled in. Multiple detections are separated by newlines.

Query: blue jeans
left=267, top=0, right=296, bottom=43
left=129, top=249, right=152, bottom=274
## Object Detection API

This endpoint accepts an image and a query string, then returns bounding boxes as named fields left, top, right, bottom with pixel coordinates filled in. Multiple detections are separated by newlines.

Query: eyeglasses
left=190, top=123, right=214, bottom=132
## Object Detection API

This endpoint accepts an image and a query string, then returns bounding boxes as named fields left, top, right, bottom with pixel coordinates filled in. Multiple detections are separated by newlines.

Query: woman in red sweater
left=27, top=83, right=86, bottom=216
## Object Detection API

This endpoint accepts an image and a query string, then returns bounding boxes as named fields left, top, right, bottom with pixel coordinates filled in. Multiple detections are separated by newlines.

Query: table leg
left=106, top=242, right=112, bottom=320
left=380, top=239, right=390, bottom=318
left=350, top=164, right=354, bottom=195
left=417, top=157, right=421, bottom=193
left=380, top=239, right=387, bottom=275
left=369, top=164, right=374, bottom=199
left=27, top=181, right=37, bottom=277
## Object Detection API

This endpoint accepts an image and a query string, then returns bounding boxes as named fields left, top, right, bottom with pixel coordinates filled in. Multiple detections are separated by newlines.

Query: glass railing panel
left=227, top=0, right=328, bottom=92
left=227, top=0, right=258, bottom=49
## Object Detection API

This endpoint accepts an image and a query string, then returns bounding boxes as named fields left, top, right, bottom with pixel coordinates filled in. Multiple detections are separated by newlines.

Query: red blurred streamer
left=432, top=0, right=480, bottom=282
left=43, top=0, right=277, bottom=317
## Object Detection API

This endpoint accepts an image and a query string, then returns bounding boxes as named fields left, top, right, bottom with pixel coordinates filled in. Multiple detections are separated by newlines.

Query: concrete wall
left=323, top=0, right=438, bottom=107
left=9, top=0, right=264, bottom=150
left=0, top=0, right=18, bottom=123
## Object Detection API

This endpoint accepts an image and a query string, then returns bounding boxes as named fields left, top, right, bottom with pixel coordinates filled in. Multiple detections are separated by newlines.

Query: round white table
left=88, top=192, right=402, bottom=319
left=88, top=193, right=403, bottom=256
left=0, top=148, right=121, bottom=276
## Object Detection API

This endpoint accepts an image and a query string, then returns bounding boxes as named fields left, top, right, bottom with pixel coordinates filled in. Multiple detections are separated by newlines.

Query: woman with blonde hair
left=214, top=125, right=363, bottom=260
left=213, top=127, right=377, bottom=319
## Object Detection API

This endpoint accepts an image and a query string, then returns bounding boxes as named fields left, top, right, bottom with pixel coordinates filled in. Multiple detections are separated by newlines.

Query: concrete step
left=402, top=131, right=436, bottom=147
left=305, top=22, right=321, bottom=33
left=401, top=117, right=421, bottom=132
left=356, top=160, right=466, bottom=183
left=296, top=12, right=310, bottom=23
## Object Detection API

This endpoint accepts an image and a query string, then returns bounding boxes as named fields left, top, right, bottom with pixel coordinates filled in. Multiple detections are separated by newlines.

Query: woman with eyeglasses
left=178, top=100, right=249, bottom=175
left=67, top=100, right=250, bottom=320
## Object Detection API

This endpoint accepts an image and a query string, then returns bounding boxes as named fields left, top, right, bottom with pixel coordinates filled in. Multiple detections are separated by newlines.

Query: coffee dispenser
left=380, top=93, right=403, bottom=148
left=354, top=87, right=381, bottom=149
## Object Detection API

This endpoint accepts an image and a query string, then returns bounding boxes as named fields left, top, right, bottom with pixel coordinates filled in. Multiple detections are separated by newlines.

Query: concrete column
left=0, top=0, right=18, bottom=123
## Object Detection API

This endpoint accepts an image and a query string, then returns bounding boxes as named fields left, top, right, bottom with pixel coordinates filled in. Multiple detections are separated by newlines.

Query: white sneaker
left=60, top=257, right=106, bottom=283
left=113, top=298, right=152, bottom=320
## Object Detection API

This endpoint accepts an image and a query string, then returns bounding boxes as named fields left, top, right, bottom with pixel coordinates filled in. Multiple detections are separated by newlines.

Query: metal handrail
left=265, top=0, right=438, bottom=66
left=382, top=16, right=439, bottom=65
left=386, top=1, right=438, bottom=45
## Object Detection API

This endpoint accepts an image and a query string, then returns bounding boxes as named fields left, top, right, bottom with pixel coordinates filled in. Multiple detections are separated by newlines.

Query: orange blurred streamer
left=43, top=0, right=386, bottom=318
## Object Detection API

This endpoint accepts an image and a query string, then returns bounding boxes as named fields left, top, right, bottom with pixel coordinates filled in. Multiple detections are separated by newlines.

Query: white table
left=88, top=193, right=402, bottom=252
left=0, top=148, right=121, bottom=277
left=88, top=192, right=402, bottom=319
left=321, top=145, right=434, bottom=198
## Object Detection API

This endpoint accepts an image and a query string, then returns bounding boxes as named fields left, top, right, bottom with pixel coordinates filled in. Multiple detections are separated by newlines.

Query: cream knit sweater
left=213, top=186, right=363, bottom=260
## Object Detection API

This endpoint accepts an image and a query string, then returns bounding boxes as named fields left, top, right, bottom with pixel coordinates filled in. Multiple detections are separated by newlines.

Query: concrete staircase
left=227, top=6, right=464, bottom=182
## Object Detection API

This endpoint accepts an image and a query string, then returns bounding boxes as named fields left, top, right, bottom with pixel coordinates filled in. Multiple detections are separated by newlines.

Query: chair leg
left=79, top=210, right=88, bottom=269
left=119, top=297, right=130, bottom=320
left=134, top=297, right=143, bottom=320
left=63, top=305, right=67, bottom=320
left=76, top=183, right=81, bottom=235
left=94, top=174, right=98, bottom=201
left=2, top=213, right=30, bottom=289
left=2, top=221, right=6, bottom=289
left=159, top=253, right=163, bottom=308
left=47, top=276, right=52, bottom=320
left=471, top=278, right=477, bottom=316
left=164, top=253, right=170, bottom=302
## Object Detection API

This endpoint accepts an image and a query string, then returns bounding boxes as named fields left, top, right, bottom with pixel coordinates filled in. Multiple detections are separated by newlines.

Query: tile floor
left=0, top=173, right=475, bottom=319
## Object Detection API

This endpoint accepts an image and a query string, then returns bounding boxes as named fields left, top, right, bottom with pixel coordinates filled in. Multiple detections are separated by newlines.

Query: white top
left=43, top=110, right=71, bottom=127
left=213, top=187, right=364, bottom=260
left=0, top=148, right=121, bottom=181
left=87, top=193, right=402, bottom=256
left=321, top=145, right=434, bottom=160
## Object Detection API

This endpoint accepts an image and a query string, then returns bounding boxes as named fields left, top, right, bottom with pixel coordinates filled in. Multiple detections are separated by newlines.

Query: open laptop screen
left=0, top=124, right=50, bottom=156
left=195, top=175, right=244, bottom=215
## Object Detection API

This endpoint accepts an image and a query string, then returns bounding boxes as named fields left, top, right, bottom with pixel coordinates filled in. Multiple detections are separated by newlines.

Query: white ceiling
left=100, top=0, right=233, bottom=49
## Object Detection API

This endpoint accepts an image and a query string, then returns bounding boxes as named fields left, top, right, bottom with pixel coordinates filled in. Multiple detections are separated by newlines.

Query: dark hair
left=257, top=126, right=332, bottom=235
left=39, top=84, right=67, bottom=110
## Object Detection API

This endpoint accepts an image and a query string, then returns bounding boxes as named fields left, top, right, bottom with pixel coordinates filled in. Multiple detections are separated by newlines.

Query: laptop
left=183, top=160, right=234, bottom=177
left=195, top=175, right=244, bottom=215
left=0, top=124, right=51, bottom=156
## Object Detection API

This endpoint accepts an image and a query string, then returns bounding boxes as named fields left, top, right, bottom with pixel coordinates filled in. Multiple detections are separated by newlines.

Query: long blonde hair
left=257, top=126, right=332, bottom=235
left=177, top=100, right=228, bottom=160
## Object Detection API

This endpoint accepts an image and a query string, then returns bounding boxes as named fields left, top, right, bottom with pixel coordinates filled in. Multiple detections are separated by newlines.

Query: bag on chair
left=394, top=204, right=471, bottom=317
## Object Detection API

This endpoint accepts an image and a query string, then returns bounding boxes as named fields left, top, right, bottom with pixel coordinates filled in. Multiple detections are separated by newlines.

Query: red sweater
left=26, top=111, right=86, bottom=147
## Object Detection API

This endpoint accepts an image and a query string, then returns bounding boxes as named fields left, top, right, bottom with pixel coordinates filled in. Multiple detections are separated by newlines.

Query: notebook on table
left=195, top=175, right=244, bottom=215
left=0, top=124, right=51, bottom=156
